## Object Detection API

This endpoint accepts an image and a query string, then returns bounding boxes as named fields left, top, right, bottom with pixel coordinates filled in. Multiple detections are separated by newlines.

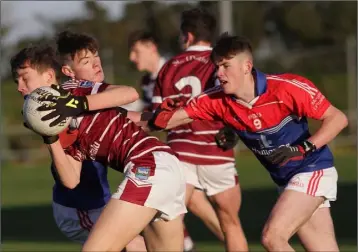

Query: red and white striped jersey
left=62, top=80, right=175, bottom=173
left=152, top=46, right=235, bottom=165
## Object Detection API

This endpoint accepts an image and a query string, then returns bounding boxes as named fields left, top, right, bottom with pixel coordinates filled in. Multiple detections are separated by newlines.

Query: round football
left=23, top=86, right=72, bottom=136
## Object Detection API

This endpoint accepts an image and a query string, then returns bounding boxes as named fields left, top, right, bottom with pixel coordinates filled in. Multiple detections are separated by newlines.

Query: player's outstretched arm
left=167, top=108, right=193, bottom=129
left=148, top=107, right=193, bottom=131
left=38, top=84, right=140, bottom=127
left=86, top=84, right=139, bottom=111
left=47, top=141, right=82, bottom=189
left=308, top=105, right=348, bottom=149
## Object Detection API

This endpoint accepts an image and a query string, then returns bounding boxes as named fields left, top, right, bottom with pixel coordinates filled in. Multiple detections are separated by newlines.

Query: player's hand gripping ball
left=22, top=86, right=72, bottom=136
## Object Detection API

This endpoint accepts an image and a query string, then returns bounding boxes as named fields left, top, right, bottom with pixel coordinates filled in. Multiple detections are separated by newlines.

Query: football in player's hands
left=23, top=86, right=72, bottom=136
left=22, top=119, right=59, bottom=145
left=215, top=125, right=239, bottom=151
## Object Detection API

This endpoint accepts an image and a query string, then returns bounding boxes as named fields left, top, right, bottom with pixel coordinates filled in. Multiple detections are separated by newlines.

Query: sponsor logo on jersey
left=79, top=81, right=94, bottom=88
left=89, top=141, right=100, bottom=160
left=135, top=167, right=150, bottom=180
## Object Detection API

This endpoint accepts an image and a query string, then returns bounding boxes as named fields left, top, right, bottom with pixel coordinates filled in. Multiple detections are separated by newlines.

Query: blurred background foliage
left=1, top=1, right=357, bottom=163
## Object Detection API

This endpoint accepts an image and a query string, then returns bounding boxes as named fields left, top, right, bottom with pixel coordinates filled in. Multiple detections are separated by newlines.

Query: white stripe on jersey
left=168, top=139, right=217, bottom=145
left=168, top=129, right=219, bottom=135
left=176, top=152, right=235, bottom=162
left=193, top=130, right=219, bottom=135
left=91, top=82, right=103, bottom=94
left=254, top=101, right=284, bottom=108
left=85, top=113, right=101, bottom=133
left=257, top=115, right=299, bottom=134
left=267, top=76, right=317, bottom=98
left=130, top=145, right=172, bottom=160
left=164, top=93, right=192, bottom=100
left=99, top=114, right=121, bottom=142
left=113, top=121, right=131, bottom=142
left=62, top=84, right=78, bottom=89
left=127, top=136, right=159, bottom=157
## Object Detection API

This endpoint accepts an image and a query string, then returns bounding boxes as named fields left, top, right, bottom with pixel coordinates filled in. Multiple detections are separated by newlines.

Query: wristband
left=299, top=140, right=317, bottom=155
left=43, top=135, right=59, bottom=144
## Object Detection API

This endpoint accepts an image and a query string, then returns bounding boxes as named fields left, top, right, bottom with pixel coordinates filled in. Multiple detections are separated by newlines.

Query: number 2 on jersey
left=174, top=76, right=202, bottom=102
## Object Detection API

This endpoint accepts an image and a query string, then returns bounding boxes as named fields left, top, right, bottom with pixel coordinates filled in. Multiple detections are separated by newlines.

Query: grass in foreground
left=2, top=152, right=356, bottom=251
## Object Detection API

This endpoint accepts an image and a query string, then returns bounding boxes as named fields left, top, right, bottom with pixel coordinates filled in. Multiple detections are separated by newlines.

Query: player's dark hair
left=211, top=33, right=253, bottom=63
left=128, top=30, right=158, bottom=50
left=56, top=30, right=99, bottom=63
left=180, top=8, right=216, bottom=43
left=10, top=44, right=61, bottom=83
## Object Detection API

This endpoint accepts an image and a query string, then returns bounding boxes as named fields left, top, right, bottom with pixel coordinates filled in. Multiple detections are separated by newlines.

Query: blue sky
left=1, top=1, right=126, bottom=45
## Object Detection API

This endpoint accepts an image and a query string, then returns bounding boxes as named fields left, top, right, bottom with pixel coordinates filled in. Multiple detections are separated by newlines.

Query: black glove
left=266, top=140, right=316, bottom=167
left=37, top=84, right=89, bottom=127
left=215, top=125, right=239, bottom=151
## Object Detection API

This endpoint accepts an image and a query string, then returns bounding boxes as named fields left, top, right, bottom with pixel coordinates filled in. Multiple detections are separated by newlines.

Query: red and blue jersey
left=184, top=69, right=334, bottom=186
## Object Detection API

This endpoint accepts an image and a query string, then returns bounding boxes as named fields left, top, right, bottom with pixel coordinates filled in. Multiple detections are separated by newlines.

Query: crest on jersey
left=79, top=81, right=94, bottom=88
left=135, top=167, right=151, bottom=180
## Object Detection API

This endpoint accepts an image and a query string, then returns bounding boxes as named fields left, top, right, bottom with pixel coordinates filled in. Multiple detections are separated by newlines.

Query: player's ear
left=187, top=32, right=195, bottom=45
left=45, top=68, right=56, bottom=85
left=62, top=65, right=75, bottom=79
left=149, top=42, right=158, bottom=53
left=244, top=59, right=253, bottom=75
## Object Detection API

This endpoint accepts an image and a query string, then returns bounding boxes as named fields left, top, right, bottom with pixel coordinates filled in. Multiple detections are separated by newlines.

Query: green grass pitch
left=2, top=151, right=356, bottom=251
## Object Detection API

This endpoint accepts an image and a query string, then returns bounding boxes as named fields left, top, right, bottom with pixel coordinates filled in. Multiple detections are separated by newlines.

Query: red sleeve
left=59, top=128, right=78, bottom=149
left=282, top=75, right=331, bottom=119
left=184, top=88, right=224, bottom=121
left=151, top=64, right=167, bottom=112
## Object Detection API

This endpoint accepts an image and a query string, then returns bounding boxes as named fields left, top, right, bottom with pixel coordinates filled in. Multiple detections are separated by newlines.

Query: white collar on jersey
left=186, top=45, right=212, bottom=51
left=151, top=57, right=166, bottom=79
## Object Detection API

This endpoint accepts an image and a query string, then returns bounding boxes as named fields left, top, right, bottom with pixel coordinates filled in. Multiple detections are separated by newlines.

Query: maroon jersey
left=62, top=80, right=175, bottom=173
left=152, top=46, right=235, bottom=165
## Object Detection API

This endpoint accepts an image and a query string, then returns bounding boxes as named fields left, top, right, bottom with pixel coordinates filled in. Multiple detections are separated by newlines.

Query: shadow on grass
left=2, top=183, right=357, bottom=245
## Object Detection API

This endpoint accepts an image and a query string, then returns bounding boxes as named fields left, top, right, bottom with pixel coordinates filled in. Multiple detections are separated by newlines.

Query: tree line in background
left=2, top=1, right=356, bottom=84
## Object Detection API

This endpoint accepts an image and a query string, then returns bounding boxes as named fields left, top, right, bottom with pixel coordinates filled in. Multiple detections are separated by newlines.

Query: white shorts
left=278, top=167, right=338, bottom=208
left=112, top=151, right=187, bottom=221
left=182, top=161, right=238, bottom=196
left=52, top=202, right=104, bottom=244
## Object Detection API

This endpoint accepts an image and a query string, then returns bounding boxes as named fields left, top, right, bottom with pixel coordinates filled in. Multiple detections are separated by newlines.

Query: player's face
left=15, top=64, right=54, bottom=97
left=129, top=41, right=155, bottom=72
left=66, top=49, right=104, bottom=83
left=216, top=54, right=250, bottom=95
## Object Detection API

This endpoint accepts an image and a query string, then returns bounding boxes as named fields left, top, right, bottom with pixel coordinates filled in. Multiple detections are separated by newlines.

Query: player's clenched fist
left=148, top=98, right=184, bottom=130
left=37, top=84, right=89, bottom=127
left=266, top=140, right=317, bottom=166
left=215, top=125, right=239, bottom=151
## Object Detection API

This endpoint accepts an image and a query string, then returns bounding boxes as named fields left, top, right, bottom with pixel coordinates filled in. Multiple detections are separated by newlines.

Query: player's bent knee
left=261, top=226, right=289, bottom=250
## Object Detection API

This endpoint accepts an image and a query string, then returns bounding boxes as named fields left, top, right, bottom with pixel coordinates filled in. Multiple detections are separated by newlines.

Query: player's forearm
left=47, top=141, right=81, bottom=189
left=86, top=85, right=139, bottom=111
left=166, top=109, right=193, bottom=129
left=308, top=108, right=348, bottom=149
